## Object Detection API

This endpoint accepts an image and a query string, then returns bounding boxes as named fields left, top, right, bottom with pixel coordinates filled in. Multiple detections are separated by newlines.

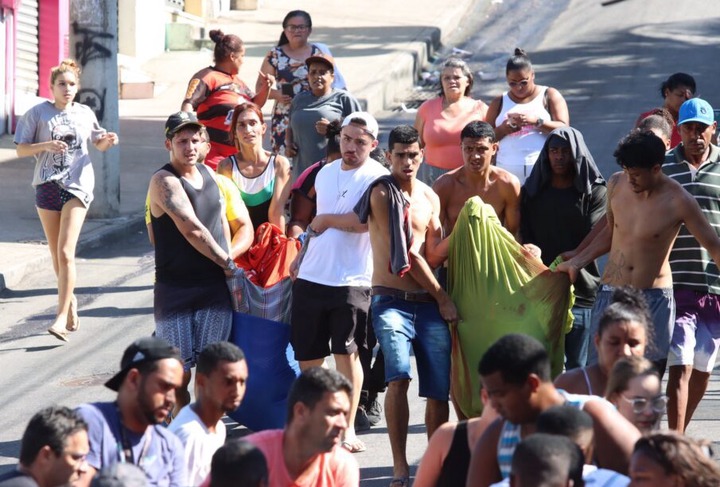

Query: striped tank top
left=230, top=154, right=276, bottom=230
left=497, top=390, right=593, bottom=478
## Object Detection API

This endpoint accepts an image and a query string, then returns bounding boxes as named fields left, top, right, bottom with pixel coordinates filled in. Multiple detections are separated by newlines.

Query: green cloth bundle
left=448, top=197, right=574, bottom=418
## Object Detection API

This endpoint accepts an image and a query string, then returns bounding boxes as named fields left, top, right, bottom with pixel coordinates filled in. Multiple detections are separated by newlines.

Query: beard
left=138, top=378, right=172, bottom=425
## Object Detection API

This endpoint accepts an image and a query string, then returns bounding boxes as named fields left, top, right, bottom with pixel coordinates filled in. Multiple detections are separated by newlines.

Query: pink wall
left=38, top=0, right=69, bottom=98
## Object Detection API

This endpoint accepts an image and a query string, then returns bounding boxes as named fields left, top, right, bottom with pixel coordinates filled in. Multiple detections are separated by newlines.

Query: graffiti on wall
left=70, top=17, right=114, bottom=120
left=72, top=22, right=113, bottom=66
left=76, top=87, right=106, bottom=121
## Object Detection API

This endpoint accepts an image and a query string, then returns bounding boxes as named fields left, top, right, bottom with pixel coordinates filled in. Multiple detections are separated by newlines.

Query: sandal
left=66, top=295, right=80, bottom=332
left=48, top=327, right=69, bottom=342
left=389, top=476, right=410, bottom=487
left=341, top=438, right=367, bottom=453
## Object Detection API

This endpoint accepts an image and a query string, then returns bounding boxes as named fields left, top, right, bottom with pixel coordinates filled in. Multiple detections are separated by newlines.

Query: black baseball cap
left=105, top=337, right=182, bottom=391
left=165, top=111, right=204, bottom=139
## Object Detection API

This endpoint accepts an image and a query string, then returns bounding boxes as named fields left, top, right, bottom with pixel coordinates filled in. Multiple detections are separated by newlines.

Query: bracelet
left=224, top=257, right=238, bottom=272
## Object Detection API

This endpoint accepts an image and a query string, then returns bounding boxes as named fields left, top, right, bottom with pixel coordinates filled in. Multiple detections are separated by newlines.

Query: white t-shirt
left=298, top=157, right=389, bottom=287
left=168, top=404, right=226, bottom=486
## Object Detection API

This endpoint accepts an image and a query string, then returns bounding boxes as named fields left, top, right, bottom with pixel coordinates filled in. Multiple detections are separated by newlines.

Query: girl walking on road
left=14, top=59, right=118, bottom=342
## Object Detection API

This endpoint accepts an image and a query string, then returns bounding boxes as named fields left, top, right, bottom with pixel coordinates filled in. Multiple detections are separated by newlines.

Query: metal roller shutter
left=16, top=0, right=39, bottom=97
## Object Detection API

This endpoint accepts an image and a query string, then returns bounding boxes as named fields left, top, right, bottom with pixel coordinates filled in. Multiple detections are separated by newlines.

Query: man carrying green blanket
left=448, top=196, right=574, bottom=418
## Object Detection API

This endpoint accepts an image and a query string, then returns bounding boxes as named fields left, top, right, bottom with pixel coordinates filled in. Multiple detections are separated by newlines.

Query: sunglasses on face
left=508, top=79, right=530, bottom=88
left=620, top=394, right=667, bottom=414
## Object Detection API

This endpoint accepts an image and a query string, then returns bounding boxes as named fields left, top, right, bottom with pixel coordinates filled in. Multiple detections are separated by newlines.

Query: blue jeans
left=371, top=295, right=451, bottom=400
left=588, top=285, right=674, bottom=364
left=565, top=306, right=592, bottom=370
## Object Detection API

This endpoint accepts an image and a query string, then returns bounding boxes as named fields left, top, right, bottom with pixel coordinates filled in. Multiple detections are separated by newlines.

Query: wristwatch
left=535, top=118, right=545, bottom=127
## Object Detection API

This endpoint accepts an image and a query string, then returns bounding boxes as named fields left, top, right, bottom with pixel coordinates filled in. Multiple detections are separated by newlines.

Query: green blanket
left=448, top=197, right=574, bottom=418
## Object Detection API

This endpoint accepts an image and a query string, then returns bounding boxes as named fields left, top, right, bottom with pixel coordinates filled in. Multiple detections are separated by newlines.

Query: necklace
left=336, top=165, right=355, bottom=199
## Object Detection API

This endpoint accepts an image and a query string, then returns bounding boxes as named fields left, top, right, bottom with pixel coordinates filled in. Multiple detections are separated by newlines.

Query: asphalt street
left=1, top=0, right=720, bottom=484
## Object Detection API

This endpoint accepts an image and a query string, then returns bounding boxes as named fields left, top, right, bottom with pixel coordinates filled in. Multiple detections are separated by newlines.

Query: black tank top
left=437, top=421, right=471, bottom=487
left=152, top=163, right=228, bottom=285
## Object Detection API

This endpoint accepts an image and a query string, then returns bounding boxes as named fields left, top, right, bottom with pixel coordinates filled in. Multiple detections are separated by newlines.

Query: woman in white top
left=486, top=48, right=569, bottom=184
left=14, top=59, right=118, bottom=342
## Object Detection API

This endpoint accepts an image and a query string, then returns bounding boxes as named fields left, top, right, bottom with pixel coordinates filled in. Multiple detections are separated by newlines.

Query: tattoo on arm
left=155, top=175, right=228, bottom=266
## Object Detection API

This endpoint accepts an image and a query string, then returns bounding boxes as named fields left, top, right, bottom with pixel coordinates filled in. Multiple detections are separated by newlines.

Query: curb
left=356, top=26, right=442, bottom=114
left=0, top=214, right=146, bottom=292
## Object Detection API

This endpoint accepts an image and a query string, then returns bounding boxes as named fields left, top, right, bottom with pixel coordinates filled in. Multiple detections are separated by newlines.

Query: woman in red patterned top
left=182, top=30, right=274, bottom=170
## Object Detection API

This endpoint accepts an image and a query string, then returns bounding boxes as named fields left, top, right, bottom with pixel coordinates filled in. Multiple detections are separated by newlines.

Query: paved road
left=2, top=0, right=720, bottom=484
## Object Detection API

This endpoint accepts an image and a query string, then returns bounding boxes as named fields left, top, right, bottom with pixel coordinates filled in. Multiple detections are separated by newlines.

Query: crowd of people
left=7, top=6, right=720, bottom=487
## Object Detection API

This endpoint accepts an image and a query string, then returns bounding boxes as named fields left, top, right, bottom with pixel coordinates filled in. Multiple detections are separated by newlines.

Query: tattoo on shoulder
left=160, top=180, right=191, bottom=222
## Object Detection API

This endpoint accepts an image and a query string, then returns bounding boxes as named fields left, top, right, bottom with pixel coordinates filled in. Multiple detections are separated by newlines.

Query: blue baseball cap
left=678, top=98, right=714, bottom=126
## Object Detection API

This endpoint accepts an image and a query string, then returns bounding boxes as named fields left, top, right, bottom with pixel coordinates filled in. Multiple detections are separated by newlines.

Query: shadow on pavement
left=527, top=17, right=720, bottom=173
left=360, top=465, right=418, bottom=486
left=79, top=306, right=153, bottom=318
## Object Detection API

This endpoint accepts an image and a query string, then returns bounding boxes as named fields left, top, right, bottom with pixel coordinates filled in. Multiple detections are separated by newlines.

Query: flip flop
left=341, top=438, right=367, bottom=453
left=389, top=476, right=410, bottom=487
left=48, top=327, right=69, bottom=342
left=66, top=295, right=79, bottom=332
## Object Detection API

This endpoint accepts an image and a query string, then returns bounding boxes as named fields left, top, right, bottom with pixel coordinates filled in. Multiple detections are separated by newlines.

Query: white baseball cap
left=341, top=111, right=379, bottom=139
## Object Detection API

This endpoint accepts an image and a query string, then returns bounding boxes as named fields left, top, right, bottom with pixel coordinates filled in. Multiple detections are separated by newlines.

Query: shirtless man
left=432, top=121, right=521, bottom=243
left=355, top=125, right=458, bottom=486
left=558, top=130, right=720, bottom=374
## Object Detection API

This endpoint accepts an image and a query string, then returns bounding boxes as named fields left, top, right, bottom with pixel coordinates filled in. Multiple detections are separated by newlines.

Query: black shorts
left=290, top=279, right=370, bottom=361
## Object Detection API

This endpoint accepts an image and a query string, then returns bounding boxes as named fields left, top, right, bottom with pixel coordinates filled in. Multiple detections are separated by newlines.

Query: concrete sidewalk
left=0, top=0, right=477, bottom=291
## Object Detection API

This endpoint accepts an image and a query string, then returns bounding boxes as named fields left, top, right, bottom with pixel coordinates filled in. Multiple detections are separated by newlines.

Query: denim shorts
left=588, top=285, right=674, bottom=364
left=667, top=288, right=720, bottom=372
left=371, top=294, right=450, bottom=400
left=565, top=306, right=593, bottom=370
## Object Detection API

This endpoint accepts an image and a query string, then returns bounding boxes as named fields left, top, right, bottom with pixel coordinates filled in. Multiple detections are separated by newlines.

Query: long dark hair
left=277, top=10, right=312, bottom=46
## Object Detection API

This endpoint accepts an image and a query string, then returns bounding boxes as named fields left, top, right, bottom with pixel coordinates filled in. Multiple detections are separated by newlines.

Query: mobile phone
left=281, top=83, right=295, bottom=97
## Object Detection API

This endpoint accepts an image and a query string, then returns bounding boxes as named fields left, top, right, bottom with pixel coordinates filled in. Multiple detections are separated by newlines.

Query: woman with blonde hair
left=14, top=59, right=118, bottom=341
left=605, top=356, right=664, bottom=434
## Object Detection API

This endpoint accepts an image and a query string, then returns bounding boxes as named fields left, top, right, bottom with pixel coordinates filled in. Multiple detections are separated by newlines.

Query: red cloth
left=235, top=223, right=300, bottom=287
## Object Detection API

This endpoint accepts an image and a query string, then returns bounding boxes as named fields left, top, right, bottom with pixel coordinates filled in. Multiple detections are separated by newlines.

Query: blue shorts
left=588, top=285, right=674, bottom=364
left=371, top=294, right=451, bottom=400
left=667, top=289, right=720, bottom=372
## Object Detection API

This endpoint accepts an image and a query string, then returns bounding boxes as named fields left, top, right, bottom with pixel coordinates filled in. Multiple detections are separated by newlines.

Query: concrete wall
left=118, top=0, right=165, bottom=60
left=0, top=9, right=8, bottom=134
left=70, top=0, right=120, bottom=218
